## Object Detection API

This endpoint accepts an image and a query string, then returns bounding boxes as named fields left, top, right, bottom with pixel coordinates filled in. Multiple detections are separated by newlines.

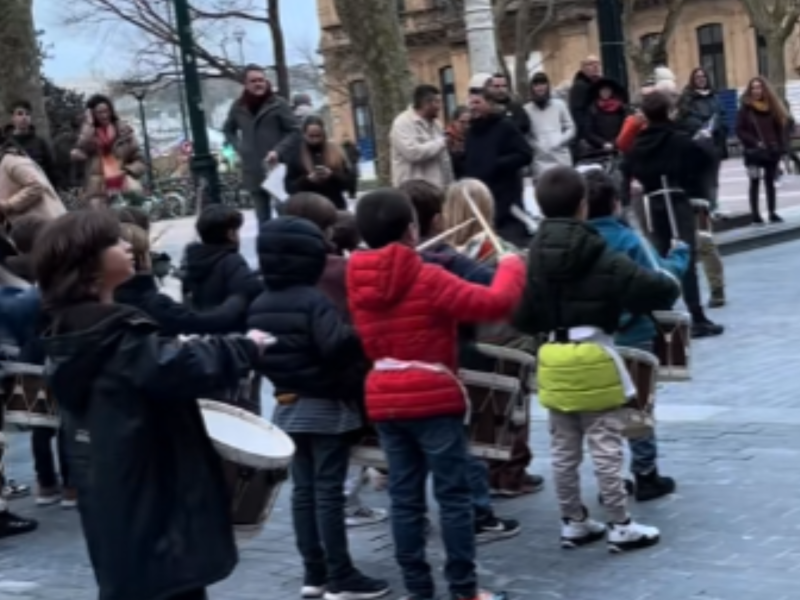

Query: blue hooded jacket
left=590, top=216, right=689, bottom=347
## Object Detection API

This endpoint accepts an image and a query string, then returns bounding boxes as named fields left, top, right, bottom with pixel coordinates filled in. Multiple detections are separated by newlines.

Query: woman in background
left=446, top=105, right=470, bottom=179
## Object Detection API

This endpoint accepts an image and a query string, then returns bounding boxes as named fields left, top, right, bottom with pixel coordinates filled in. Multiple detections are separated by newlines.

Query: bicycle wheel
left=162, top=192, right=187, bottom=218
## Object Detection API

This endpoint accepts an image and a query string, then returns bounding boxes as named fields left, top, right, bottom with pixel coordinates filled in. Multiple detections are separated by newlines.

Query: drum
left=617, top=347, right=659, bottom=439
left=199, top=400, right=294, bottom=536
left=652, top=310, right=691, bottom=381
left=1, top=362, right=59, bottom=429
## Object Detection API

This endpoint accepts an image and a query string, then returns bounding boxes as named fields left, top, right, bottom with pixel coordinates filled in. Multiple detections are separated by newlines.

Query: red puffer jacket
left=347, top=243, right=525, bottom=421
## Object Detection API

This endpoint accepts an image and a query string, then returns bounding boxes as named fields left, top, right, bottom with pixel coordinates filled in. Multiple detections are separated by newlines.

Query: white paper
left=262, top=163, right=287, bottom=200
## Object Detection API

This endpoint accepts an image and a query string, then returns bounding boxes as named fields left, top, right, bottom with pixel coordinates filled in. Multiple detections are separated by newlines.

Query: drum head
left=616, top=347, right=659, bottom=366
left=199, top=400, right=294, bottom=470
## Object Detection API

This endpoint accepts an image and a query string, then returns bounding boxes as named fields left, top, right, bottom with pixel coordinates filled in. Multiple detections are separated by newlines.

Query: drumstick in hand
left=463, top=189, right=505, bottom=256
left=417, top=218, right=477, bottom=251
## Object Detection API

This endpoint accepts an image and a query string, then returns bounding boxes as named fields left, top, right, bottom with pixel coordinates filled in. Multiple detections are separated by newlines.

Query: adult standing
left=285, top=116, right=351, bottom=210
left=676, top=68, right=728, bottom=212
left=584, top=78, right=629, bottom=154
left=71, top=95, right=146, bottom=208
left=445, top=106, right=470, bottom=179
left=463, top=89, right=533, bottom=247
left=5, top=100, right=57, bottom=187
left=389, top=84, right=452, bottom=188
left=223, top=65, right=299, bottom=223
left=524, top=73, right=575, bottom=179
left=567, top=55, right=602, bottom=154
left=735, top=76, right=788, bottom=224
left=486, top=73, right=531, bottom=136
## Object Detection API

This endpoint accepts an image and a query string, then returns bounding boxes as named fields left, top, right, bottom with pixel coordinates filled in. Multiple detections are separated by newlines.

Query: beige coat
left=0, top=153, right=67, bottom=225
left=390, top=108, right=453, bottom=188
left=75, top=121, right=145, bottom=199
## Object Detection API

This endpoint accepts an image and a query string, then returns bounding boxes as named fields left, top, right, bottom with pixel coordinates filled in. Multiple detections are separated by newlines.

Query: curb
left=717, top=222, right=800, bottom=256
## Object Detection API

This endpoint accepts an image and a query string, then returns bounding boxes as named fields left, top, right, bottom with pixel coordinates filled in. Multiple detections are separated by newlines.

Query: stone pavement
left=2, top=239, right=800, bottom=597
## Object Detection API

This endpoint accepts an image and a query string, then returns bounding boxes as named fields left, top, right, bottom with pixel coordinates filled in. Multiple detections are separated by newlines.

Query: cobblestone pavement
left=2, top=239, right=800, bottom=599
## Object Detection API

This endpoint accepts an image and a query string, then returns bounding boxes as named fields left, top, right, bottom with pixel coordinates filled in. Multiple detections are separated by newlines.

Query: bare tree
left=62, top=0, right=291, bottom=96
left=0, top=0, right=49, bottom=137
left=740, top=0, right=800, bottom=100
left=622, top=0, right=687, bottom=88
left=332, top=0, right=414, bottom=185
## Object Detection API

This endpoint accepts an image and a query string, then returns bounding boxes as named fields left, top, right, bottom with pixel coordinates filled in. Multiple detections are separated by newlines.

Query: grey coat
left=223, top=96, right=299, bottom=191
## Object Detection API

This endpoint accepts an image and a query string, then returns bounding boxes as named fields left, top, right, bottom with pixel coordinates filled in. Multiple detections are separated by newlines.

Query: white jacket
left=524, top=97, right=575, bottom=178
left=390, top=107, right=452, bottom=188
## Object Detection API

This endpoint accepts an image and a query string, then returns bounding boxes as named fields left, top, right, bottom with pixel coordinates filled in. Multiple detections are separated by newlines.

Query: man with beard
left=485, top=74, right=531, bottom=136
left=223, top=65, right=299, bottom=223
left=568, top=56, right=602, bottom=155
left=463, top=89, right=533, bottom=247
left=621, top=91, right=724, bottom=338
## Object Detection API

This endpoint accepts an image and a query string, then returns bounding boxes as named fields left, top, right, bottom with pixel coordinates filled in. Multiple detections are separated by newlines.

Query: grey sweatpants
left=549, top=408, right=628, bottom=523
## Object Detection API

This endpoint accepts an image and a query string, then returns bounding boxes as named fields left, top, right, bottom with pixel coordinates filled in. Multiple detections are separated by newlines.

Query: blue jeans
left=467, top=456, right=492, bottom=517
left=625, top=340, right=659, bottom=475
left=376, top=416, right=477, bottom=600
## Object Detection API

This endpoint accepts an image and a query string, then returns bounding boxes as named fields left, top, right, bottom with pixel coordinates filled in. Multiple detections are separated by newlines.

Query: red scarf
left=597, top=97, right=623, bottom=113
left=96, top=124, right=116, bottom=154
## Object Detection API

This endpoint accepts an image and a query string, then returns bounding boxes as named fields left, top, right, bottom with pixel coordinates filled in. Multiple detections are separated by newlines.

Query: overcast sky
left=35, top=0, right=320, bottom=84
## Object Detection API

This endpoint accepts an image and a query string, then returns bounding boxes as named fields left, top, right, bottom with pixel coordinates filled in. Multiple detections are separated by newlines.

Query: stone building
left=318, top=0, right=800, bottom=153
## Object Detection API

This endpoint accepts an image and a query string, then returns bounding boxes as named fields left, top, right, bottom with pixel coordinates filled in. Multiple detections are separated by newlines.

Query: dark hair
left=452, top=105, right=469, bottom=121
left=115, top=206, right=151, bottom=232
left=10, top=215, right=47, bottom=254
left=491, top=73, right=507, bottom=81
left=302, top=115, right=326, bottom=132
left=535, top=166, right=587, bottom=218
left=471, top=87, right=496, bottom=103
left=10, top=100, right=32, bottom=114
left=412, top=84, right=440, bottom=110
left=398, top=179, right=443, bottom=238
left=355, top=188, right=415, bottom=249
left=331, top=210, right=360, bottom=254
left=584, top=170, right=618, bottom=220
left=196, top=204, right=244, bottom=245
left=640, top=91, right=672, bottom=123
left=243, top=64, right=265, bottom=81
left=86, top=94, right=118, bottom=124
left=284, top=192, right=338, bottom=232
left=34, top=211, right=121, bottom=311
left=687, top=67, right=708, bottom=90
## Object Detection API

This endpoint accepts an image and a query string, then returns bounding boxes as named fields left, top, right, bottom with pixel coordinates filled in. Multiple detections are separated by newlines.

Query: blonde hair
left=120, top=223, right=150, bottom=272
left=443, top=179, right=495, bottom=246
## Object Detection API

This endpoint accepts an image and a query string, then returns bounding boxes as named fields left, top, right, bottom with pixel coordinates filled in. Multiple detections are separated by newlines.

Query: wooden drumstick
left=417, top=218, right=477, bottom=251
left=463, top=189, right=505, bottom=256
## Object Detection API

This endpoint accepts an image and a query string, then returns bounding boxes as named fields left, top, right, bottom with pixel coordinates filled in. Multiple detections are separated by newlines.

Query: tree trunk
left=513, top=0, right=531, bottom=99
left=333, top=0, right=413, bottom=185
left=766, top=32, right=788, bottom=101
left=0, top=0, right=49, bottom=139
left=267, top=0, right=291, bottom=98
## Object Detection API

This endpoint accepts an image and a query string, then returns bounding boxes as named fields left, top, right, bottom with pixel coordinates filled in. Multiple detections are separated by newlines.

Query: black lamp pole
left=130, top=90, right=155, bottom=188
left=172, top=0, right=221, bottom=206
left=595, top=0, right=629, bottom=92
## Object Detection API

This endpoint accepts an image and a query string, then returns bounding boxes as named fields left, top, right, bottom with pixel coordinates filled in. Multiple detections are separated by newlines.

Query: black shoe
left=691, top=320, right=724, bottom=338
left=475, top=513, right=521, bottom=544
left=751, top=213, right=765, bottom=225
left=598, top=478, right=635, bottom=505
left=769, top=212, right=784, bottom=223
left=324, top=573, right=390, bottom=600
left=634, top=471, right=676, bottom=502
left=0, top=510, right=37, bottom=539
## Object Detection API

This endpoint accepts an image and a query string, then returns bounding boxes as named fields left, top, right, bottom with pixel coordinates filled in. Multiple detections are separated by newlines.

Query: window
left=349, top=80, right=374, bottom=147
left=756, top=32, right=768, bottom=76
left=696, top=24, right=728, bottom=89
left=640, top=32, right=661, bottom=53
left=439, top=66, right=457, bottom=122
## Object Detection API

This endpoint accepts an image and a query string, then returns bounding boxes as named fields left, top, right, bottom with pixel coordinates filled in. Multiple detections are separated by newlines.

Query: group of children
left=0, top=161, right=689, bottom=600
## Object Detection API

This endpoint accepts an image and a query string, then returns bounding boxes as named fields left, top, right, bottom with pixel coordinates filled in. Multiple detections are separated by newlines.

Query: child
left=283, top=192, right=387, bottom=529
left=34, top=210, right=270, bottom=600
left=115, top=222, right=249, bottom=337
left=348, top=189, right=525, bottom=600
left=513, top=166, right=680, bottom=553
left=585, top=170, right=688, bottom=501
left=247, top=216, right=389, bottom=600
left=331, top=210, right=360, bottom=256
left=181, top=204, right=262, bottom=312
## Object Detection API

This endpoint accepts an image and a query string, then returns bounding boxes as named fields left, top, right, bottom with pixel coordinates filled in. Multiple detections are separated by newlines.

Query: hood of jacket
left=42, top=303, right=156, bottom=414
left=257, top=216, right=327, bottom=289
left=529, top=219, right=607, bottom=282
left=348, top=243, right=423, bottom=311
left=587, top=77, right=629, bottom=105
left=183, top=242, right=239, bottom=286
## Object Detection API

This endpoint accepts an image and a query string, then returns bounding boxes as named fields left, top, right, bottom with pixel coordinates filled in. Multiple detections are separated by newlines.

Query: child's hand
left=247, top=329, right=276, bottom=353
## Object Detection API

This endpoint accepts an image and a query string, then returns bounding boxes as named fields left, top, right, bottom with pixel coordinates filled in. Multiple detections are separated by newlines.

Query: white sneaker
left=365, top=468, right=388, bottom=491
left=607, top=519, right=660, bottom=553
left=301, top=585, right=326, bottom=599
left=345, top=506, right=388, bottom=528
left=560, top=515, right=606, bottom=549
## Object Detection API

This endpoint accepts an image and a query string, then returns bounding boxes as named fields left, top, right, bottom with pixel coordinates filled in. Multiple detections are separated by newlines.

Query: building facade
left=318, top=0, right=800, bottom=152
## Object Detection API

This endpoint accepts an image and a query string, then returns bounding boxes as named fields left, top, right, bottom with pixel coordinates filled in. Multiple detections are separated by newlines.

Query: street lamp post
left=595, top=0, right=629, bottom=91
left=166, top=0, right=190, bottom=142
left=172, top=0, right=221, bottom=206
left=233, top=27, right=246, bottom=65
left=130, top=89, right=155, bottom=188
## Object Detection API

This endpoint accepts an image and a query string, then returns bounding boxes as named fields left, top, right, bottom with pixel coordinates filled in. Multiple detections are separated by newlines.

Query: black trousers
left=32, top=426, right=70, bottom=488
left=166, top=589, right=207, bottom=600
left=647, top=197, right=703, bottom=319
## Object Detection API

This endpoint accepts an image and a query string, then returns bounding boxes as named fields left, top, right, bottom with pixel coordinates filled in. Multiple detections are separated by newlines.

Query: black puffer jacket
left=513, top=219, right=680, bottom=335
left=584, top=78, right=629, bottom=150
left=247, top=216, right=366, bottom=399
left=115, top=273, right=247, bottom=337
left=43, top=303, right=257, bottom=600
left=181, top=242, right=262, bottom=313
